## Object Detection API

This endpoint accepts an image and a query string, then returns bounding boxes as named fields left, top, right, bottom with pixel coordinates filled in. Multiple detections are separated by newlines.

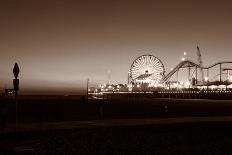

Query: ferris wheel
left=129, top=55, right=165, bottom=84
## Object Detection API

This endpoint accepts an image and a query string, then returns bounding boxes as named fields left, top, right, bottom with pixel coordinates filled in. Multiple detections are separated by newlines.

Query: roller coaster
left=128, top=47, right=232, bottom=89
left=163, top=60, right=232, bottom=88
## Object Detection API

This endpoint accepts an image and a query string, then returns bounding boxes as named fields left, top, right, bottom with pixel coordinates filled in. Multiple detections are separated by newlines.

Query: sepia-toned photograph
left=1, top=0, right=232, bottom=154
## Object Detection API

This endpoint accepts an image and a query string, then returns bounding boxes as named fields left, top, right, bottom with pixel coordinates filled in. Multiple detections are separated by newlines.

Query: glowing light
left=228, top=84, right=232, bottom=88
left=209, top=85, right=216, bottom=90
left=173, top=83, right=178, bottom=87
left=204, top=77, right=209, bottom=81
left=181, top=57, right=185, bottom=61
left=202, top=86, right=207, bottom=89
left=185, top=81, right=190, bottom=87
left=184, top=52, right=187, bottom=56
left=178, top=84, right=183, bottom=88
left=170, top=68, right=173, bottom=71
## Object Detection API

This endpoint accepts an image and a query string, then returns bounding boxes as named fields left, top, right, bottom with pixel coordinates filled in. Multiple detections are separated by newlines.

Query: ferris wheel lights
left=130, top=55, right=165, bottom=85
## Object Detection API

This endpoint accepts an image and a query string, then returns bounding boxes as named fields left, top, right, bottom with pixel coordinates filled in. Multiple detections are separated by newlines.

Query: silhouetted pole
left=87, top=78, right=89, bottom=101
left=207, top=69, right=209, bottom=91
left=195, top=66, right=198, bottom=87
left=176, top=70, right=179, bottom=90
left=219, top=63, right=222, bottom=83
left=188, top=66, right=190, bottom=82
left=13, top=63, right=20, bottom=129
left=128, top=71, right=130, bottom=85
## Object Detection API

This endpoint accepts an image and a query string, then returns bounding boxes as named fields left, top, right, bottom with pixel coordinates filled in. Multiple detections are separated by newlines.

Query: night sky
left=0, top=0, right=232, bottom=94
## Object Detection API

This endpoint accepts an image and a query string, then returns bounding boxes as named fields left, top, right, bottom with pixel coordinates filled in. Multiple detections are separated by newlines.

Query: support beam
left=220, top=63, right=222, bottom=83
left=176, top=70, right=179, bottom=83
left=188, top=66, right=191, bottom=81
left=196, top=66, right=198, bottom=86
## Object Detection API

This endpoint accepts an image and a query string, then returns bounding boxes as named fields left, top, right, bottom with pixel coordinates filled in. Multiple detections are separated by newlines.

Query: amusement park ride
left=126, top=46, right=232, bottom=91
left=91, top=46, right=232, bottom=93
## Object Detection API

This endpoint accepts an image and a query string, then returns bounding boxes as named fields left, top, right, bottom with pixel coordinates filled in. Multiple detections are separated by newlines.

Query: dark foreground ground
left=1, top=97, right=232, bottom=154
left=2, top=96, right=232, bottom=123
left=1, top=122, right=232, bottom=155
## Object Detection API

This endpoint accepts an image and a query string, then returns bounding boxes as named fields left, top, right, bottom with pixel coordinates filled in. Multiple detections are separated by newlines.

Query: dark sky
left=0, top=0, right=232, bottom=94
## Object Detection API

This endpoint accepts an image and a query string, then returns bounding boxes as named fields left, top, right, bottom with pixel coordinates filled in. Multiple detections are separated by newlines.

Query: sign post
left=13, top=63, right=20, bottom=129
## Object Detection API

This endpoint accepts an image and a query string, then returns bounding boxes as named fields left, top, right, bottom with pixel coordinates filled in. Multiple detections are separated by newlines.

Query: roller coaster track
left=163, top=61, right=232, bottom=83
left=163, top=60, right=199, bottom=82
left=202, top=61, right=232, bottom=69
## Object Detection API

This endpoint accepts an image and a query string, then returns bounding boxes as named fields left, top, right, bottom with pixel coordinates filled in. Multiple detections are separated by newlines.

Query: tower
left=197, top=46, right=204, bottom=82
